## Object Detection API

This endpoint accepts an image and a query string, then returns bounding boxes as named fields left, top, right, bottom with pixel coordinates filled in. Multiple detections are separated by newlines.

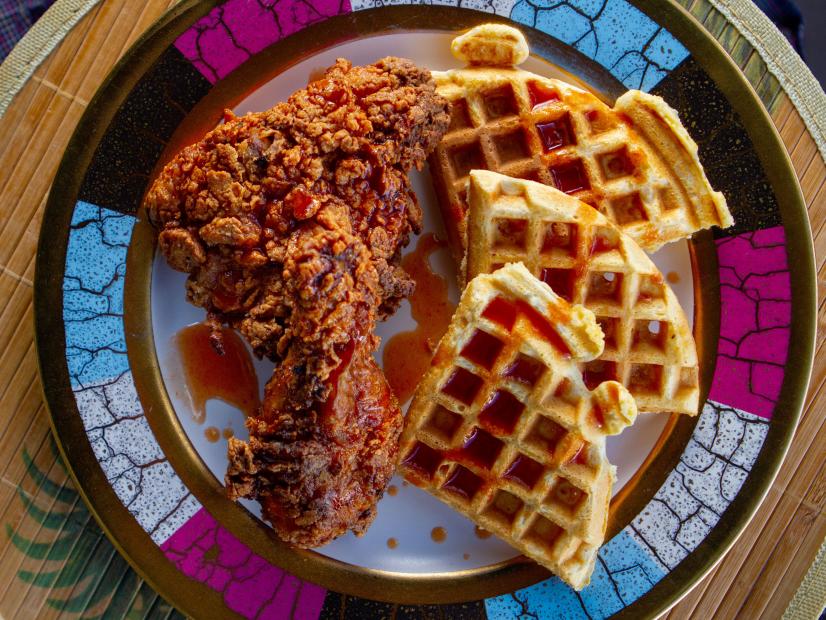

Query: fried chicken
left=145, top=57, right=449, bottom=547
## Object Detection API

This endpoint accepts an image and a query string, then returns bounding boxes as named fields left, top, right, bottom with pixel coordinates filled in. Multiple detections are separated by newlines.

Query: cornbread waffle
left=429, top=25, right=732, bottom=264
left=466, top=170, right=700, bottom=416
left=398, top=262, right=637, bottom=589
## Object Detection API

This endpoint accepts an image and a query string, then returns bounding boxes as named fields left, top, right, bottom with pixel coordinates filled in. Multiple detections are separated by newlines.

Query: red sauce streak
left=504, top=354, right=546, bottom=387
left=540, top=268, right=574, bottom=302
left=503, top=455, right=544, bottom=489
left=528, top=80, right=560, bottom=109
left=550, top=160, right=590, bottom=194
left=583, top=361, right=617, bottom=390
left=441, top=465, right=483, bottom=501
left=515, top=300, right=571, bottom=357
left=441, top=367, right=484, bottom=405
left=401, top=442, right=443, bottom=480
left=590, top=235, right=615, bottom=255
left=536, top=116, right=574, bottom=152
left=175, top=322, right=261, bottom=423
left=383, top=233, right=456, bottom=404
left=481, top=297, right=518, bottom=330
left=479, top=390, right=525, bottom=436
left=460, top=330, right=505, bottom=370
left=447, top=427, right=503, bottom=470
left=321, top=338, right=357, bottom=418
left=570, top=442, right=590, bottom=465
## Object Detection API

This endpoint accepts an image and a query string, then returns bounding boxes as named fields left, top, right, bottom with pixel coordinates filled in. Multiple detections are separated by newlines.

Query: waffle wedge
left=429, top=24, right=732, bottom=265
left=398, top=262, right=637, bottom=589
left=465, top=170, right=699, bottom=415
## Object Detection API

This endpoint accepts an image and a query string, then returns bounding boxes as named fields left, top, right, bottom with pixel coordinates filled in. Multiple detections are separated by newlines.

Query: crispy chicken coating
left=145, top=56, right=449, bottom=546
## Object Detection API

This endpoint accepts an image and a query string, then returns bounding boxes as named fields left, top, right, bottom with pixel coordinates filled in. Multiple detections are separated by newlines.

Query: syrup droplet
left=387, top=537, right=398, bottom=549
left=666, top=271, right=680, bottom=284
left=204, top=426, right=220, bottom=443
left=474, top=525, right=492, bottom=540
left=431, top=527, right=447, bottom=543
left=463, top=553, right=471, bottom=560
left=387, top=485, right=398, bottom=497
left=222, top=427, right=234, bottom=440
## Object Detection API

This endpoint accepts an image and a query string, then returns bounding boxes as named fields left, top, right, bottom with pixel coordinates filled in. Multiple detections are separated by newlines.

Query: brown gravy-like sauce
left=175, top=322, right=261, bottom=424
left=383, top=234, right=456, bottom=404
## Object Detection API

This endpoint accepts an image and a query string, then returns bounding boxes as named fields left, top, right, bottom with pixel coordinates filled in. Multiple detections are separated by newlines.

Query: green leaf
left=5, top=524, right=77, bottom=561
left=46, top=549, right=117, bottom=613
left=22, top=449, right=77, bottom=504
left=83, top=552, right=129, bottom=610
left=17, top=530, right=101, bottom=585
left=100, top=580, right=140, bottom=620
left=16, top=488, right=82, bottom=532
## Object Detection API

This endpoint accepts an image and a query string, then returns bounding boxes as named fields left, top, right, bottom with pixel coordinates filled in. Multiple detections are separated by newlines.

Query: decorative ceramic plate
left=35, top=1, right=815, bottom=618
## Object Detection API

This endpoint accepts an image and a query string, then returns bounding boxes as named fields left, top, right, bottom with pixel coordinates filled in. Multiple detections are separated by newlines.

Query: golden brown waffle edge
left=397, top=262, right=637, bottom=589
left=466, top=170, right=700, bottom=416
left=428, top=25, right=732, bottom=265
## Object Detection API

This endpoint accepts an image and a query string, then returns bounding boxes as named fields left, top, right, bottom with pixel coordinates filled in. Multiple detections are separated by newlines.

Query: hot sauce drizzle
left=175, top=322, right=261, bottom=424
left=383, top=233, right=456, bottom=404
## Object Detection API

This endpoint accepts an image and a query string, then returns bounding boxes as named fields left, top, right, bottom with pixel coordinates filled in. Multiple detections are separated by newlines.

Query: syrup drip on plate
left=431, top=526, right=447, bottom=543
left=474, top=525, right=492, bottom=540
left=175, top=322, right=261, bottom=423
left=383, top=233, right=456, bottom=404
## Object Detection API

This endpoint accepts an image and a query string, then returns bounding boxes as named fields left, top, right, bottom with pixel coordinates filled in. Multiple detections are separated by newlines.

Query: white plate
left=151, top=31, right=694, bottom=574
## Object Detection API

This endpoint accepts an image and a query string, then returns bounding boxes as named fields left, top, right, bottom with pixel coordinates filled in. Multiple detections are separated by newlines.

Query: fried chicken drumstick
left=145, top=57, right=449, bottom=547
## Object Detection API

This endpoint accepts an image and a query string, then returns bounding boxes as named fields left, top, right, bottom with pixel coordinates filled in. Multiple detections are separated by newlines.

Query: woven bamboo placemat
left=0, top=0, right=822, bottom=617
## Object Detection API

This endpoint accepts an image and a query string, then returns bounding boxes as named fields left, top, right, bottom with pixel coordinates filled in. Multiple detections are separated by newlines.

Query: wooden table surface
left=0, top=0, right=822, bottom=618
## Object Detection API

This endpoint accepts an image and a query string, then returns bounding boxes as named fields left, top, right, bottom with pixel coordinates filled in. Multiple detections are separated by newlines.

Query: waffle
left=465, top=170, right=699, bottom=416
left=398, top=262, right=637, bottom=590
left=429, top=24, right=732, bottom=265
